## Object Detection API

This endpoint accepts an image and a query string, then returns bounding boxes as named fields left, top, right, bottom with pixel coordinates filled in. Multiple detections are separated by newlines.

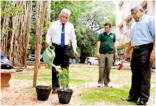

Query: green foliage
left=29, top=1, right=37, bottom=54
left=118, top=48, right=126, bottom=55
left=8, top=27, right=15, bottom=32
left=28, top=0, right=116, bottom=62
left=29, top=35, right=35, bottom=54
left=1, top=1, right=24, bottom=17
left=77, top=28, right=98, bottom=58
left=1, top=1, right=24, bottom=36
left=43, top=21, right=51, bottom=32
left=57, top=68, right=69, bottom=91
left=76, top=1, right=115, bottom=62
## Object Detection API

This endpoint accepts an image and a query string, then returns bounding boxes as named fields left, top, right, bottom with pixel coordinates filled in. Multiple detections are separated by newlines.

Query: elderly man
left=46, top=8, right=78, bottom=93
left=121, top=5, right=156, bottom=105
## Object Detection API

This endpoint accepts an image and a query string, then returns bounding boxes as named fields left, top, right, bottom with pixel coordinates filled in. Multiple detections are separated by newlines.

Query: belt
left=133, top=43, right=153, bottom=49
left=52, top=43, right=68, bottom=47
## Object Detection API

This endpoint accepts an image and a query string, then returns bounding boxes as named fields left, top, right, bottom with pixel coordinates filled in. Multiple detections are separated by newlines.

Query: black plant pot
left=36, top=85, right=51, bottom=101
left=57, top=88, right=73, bottom=104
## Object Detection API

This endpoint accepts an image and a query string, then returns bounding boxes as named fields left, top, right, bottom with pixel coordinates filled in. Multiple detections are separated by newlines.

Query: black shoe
left=137, top=100, right=146, bottom=105
left=52, top=89, right=57, bottom=94
left=121, top=97, right=138, bottom=103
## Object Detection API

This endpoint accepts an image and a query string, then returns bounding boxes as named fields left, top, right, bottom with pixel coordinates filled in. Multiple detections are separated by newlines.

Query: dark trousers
left=52, top=43, right=70, bottom=90
left=129, top=43, right=153, bottom=102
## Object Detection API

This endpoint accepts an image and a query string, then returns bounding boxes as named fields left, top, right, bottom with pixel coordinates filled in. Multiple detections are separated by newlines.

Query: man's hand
left=122, top=52, right=128, bottom=62
left=46, top=42, right=51, bottom=47
left=96, top=52, right=100, bottom=59
left=55, top=65, right=61, bottom=72
left=115, top=52, right=118, bottom=59
left=73, top=50, right=78, bottom=58
left=149, top=51, right=155, bottom=62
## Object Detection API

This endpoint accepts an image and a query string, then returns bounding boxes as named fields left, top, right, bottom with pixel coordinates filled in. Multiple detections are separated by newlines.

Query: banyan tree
left=1, top=1, right=32, bottom=67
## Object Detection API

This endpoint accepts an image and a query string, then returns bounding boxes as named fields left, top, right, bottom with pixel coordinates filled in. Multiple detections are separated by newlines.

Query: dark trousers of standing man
left=52, top=43, right=70, bottom=90
left=129, top=43, right=153, bottom=102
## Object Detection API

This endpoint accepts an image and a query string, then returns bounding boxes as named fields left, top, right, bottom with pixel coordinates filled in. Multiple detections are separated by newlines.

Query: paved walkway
left=85, top=82, right=123, bottom=88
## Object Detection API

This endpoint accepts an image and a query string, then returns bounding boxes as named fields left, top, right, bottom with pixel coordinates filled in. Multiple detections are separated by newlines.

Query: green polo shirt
left=98, top=32, right=116, bottom=54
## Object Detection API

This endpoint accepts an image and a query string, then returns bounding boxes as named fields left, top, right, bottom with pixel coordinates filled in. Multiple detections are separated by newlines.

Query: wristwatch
left=152, top=50, right=156, bottom=54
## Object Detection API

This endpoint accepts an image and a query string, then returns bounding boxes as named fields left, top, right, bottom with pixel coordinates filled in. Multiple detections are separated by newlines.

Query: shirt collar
left=104, top=32, right=111, bottom=35
left=59, top=20, right=67, bottom=26
left=135, top=15, right=145, bottom=22
left=59, top=20, right=62, bottom=25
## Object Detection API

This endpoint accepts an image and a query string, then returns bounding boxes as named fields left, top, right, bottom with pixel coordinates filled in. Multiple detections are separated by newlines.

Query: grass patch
left=13, top=72, right=33, bottom=80
left=12, top=71, right=52, bottom=87
left=37, top=77, right=51, bottom=84
left=70, top=67, right=98, bottom=81
left=70, top=78, right=86, bottom=84
left=37, top=69, right=51, bottom=76
left=79, top=87, right=135, bottom=105
left=22, top=87, right=36, bottom=95
left=110, top=69, right=131, bottom=84
left=150, top=87, right=155, bottom=92
left=69, top=67, right=134, bottom=105
left=70, top=66, right=155, bottom=105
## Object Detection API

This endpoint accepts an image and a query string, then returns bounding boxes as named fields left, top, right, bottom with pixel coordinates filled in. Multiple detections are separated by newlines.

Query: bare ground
left=1, top=66, right=82, bottom=105
left=1, top=79, right=81, bottom=105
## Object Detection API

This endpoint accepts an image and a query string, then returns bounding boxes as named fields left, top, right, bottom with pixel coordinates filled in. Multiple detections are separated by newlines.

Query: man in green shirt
left=96, top=22, right=118, bottom=87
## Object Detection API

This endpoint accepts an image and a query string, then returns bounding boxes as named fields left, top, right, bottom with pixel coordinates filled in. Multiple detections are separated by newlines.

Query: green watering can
left=42, top=46, right=56, bottom=68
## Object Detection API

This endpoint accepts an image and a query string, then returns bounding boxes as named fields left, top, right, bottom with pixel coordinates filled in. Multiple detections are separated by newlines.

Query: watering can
left=42, top=46, right=56, bottom=68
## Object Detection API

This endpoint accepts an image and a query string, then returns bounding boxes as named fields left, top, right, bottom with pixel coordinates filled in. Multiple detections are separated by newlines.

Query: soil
left=1, top=66, right=81, bottom=105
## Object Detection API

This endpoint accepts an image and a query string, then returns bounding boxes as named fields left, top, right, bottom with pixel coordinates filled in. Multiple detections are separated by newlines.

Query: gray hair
left=131, top=5, right=144, bottom=13
left=59, top=8, right=71, bottom=17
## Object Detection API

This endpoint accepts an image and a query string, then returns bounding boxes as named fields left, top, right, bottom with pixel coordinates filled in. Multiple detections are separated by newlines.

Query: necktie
left=61, top=24, right=65, bottom=47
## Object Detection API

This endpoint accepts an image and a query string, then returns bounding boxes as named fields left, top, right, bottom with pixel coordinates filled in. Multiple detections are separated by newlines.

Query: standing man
left=46, top=8, right=78, bottom=93
left=121, top=5, right=155, bottom=105
left=96, top=22, right=118, bottom=87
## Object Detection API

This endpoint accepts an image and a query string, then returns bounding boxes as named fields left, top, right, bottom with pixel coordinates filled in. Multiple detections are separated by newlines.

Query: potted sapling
left=57, top=68, right=73, bottom=104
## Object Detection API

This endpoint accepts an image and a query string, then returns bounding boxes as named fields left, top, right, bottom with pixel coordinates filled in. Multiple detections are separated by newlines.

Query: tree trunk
left=1, top=1, right=32, bottom=67
left=33, top=1, right=47, bottom=87
left=24, top=1, right=32, bottom=68
left=79, top=49, right=89, bottom=63
left=44, top=0, right=51, bottom=50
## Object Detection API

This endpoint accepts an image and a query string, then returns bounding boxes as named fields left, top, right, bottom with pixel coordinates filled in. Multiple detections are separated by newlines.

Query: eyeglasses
left=131, top=11, right=138, bottom=16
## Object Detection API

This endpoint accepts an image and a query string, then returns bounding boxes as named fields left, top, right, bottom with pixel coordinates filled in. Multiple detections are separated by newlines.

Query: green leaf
left=57, top=68, right=69, bottom=91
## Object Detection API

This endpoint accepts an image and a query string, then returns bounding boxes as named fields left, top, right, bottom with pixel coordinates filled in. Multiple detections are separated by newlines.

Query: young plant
left=57, top=68, right=69, bottom=91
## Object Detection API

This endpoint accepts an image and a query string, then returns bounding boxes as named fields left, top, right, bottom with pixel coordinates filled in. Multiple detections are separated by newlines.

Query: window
left=153, top=1, right=156, bottom=16
left=127, top=18, right=132, bottom=29
left=118, top=1, right=123, bottom=11
left=120, top=1, right=123, bottom=10
left=127, top=18, right=132, bottom=36
left=120, top=25, right=123, bottom=35
left=143, top=4, right=147, bottom=14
